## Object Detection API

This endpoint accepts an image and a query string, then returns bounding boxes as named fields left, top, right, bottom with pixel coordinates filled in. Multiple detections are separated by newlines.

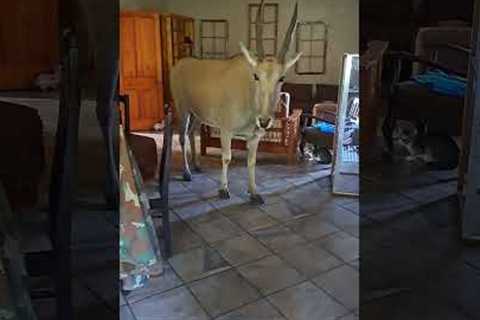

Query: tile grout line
left=144, top=172, right=353, bottom=318
left=309, top=264, right=359, bottom=314
left=212, top=199, right=353, bottom=319
left=181, top=186, right=309, bottom=319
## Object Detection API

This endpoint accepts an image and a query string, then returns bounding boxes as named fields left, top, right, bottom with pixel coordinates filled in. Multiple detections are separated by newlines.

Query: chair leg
left=200, top=133, right=207, bottom=156
left=162, top=209, right=172, bottom=258
left=299, top=134, right=306, bottom=157
left=382, top=103, right=396, bottom=157
left=287, top=142, right=297, bottom=165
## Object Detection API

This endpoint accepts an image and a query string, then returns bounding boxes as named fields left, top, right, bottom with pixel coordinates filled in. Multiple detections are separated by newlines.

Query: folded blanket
left=413, top=69, right=466, bottom=97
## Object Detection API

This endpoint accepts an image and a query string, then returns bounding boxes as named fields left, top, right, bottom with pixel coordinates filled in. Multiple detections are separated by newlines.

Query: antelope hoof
left=218, top=189, right=231, bottom=199
left=250, top=194, right=265, bottom=205
left=148, top=262, right=164, bottom=277
left=183, top=171, right=192, bottom=181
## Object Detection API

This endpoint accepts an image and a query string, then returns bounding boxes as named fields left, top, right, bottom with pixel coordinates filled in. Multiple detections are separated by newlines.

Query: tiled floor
left=361, top=159, right=480, bottom=319
left=121, top=139, right=359, bottom=320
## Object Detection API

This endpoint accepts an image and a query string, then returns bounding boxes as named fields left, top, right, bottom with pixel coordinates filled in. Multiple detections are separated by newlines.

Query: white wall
left=120, top=0, right=358, bottom=85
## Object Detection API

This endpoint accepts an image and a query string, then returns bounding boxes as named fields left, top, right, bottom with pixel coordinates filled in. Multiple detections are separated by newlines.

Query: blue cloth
left=413, top=69, right=466, bottom=97
left=313, top=121, right=335, bottom=134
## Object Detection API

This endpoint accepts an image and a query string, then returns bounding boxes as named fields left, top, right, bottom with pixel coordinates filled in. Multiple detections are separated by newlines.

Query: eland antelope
left=170, top=0, right=302, bottom=204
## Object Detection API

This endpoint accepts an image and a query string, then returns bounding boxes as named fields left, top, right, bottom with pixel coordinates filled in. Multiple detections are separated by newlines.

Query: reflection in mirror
left=332, top=54, right=359, bottom=196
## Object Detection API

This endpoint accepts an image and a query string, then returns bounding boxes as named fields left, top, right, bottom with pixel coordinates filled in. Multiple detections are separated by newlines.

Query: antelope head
left=240, top=0, right=302, bottom=130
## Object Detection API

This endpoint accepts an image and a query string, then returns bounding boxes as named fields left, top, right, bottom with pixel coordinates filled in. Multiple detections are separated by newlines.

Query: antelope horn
left=278, top=2, right=298, bottom=63
left=255, top=0, right=265, bottom=60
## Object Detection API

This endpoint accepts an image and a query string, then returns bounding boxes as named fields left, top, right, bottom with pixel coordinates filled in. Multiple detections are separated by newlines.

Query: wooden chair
left=299, top=101, right=338, bottom=163
left=47, top=29, right=81, bottom=319
left=200, top=92, right=302, bottom=163
left=0, top=29, right=82, bottom=320
left=149, top=104, right=174, bottom=258
left=382, top=27, right=471, bottom=155
left=360, top=40, right=389, bottom=162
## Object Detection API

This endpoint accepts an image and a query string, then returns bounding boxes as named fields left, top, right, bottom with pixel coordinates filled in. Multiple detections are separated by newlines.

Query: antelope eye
left=253, top=73, right=260, bottom=81
left=279, top=76, right=285, bottom=82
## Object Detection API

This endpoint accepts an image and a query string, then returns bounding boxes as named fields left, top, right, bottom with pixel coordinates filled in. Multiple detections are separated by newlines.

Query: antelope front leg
left=247, top=134, right=264, bottom=205
left=219, top=132, right=233, bottom=199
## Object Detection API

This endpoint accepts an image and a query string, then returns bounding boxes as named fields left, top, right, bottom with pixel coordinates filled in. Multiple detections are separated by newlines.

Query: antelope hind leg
left=247, top=134, right=264, bottom=205
left=188, top=116, right=201, bottom=173
left=179, top=114, right=193, bottom=181
left=219, top=132, right=233, bottom=199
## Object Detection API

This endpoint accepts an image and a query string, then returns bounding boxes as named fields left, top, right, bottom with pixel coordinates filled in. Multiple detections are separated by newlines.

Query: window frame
left=200, top=19, right=229, bottom=59
left=295, top=20, right=328, bottom=75
left=247, top=3, right=279, bottom=57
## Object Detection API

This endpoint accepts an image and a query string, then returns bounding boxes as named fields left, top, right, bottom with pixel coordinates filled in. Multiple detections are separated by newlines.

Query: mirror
left=332, top=53, right=359, bottom=196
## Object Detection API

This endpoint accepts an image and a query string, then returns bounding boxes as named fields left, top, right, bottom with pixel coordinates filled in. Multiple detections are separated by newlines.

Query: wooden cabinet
left=0, top=0, right=59, bottom=89
left=160, top=14, right=195, bottom=103
left=120, top=11, right=194, bottom=130
left=120, top=11, right=165, bottom=131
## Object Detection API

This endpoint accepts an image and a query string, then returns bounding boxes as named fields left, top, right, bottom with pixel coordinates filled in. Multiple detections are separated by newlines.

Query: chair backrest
left=313, top=101, right=338, bottom=124
left=360, top=41, right=389, bottom=158
left=413, top=26, right=472, bottom=75
left=360, top=40, right=389, bottom=96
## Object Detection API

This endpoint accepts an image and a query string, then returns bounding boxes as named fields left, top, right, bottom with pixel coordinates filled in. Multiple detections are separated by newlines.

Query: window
left=200, top=19, right=229, bottom=59
left=248, top=3, right=278, bottom=56
left=296, top=21, right=328, bottom=75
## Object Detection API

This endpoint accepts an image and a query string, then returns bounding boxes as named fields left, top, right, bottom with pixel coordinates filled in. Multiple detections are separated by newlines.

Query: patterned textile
left=119, top=126, right=162, bottom=290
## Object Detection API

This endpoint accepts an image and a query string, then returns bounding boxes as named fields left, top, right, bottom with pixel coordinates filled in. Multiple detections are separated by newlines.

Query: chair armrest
left=387, top=51, right=467, bottom=77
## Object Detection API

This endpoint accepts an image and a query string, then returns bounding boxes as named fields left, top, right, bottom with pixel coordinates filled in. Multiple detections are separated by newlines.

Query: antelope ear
left=239, top=42, right=258, bottom=67
left=284, top=52, right=303, bottom=70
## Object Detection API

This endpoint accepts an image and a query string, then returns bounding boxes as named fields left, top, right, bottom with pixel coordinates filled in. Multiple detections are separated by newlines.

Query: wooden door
left=120, top=11, right=164, bottom=131
left=0, top=0, right=59, bottom=89
left=459, top=0, right=480, bottom=241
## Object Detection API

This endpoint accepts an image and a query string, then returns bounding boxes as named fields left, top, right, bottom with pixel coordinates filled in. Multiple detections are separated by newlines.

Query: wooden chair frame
left=200, top=93, right=302, bottom=164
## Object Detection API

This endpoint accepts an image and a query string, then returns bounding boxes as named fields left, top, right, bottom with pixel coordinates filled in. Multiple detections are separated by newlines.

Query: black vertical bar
left=54, top=30, right=81, bottom=320
left=159, top=104, right=173, bottom=258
